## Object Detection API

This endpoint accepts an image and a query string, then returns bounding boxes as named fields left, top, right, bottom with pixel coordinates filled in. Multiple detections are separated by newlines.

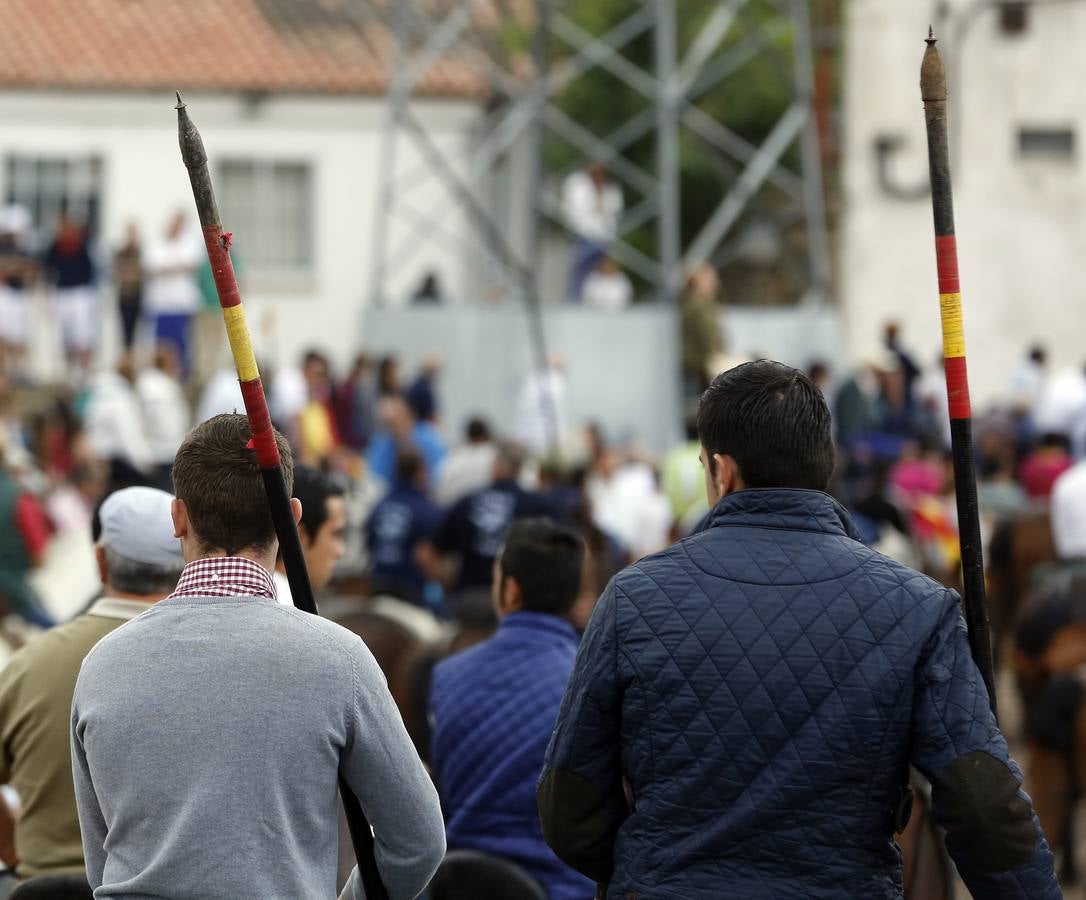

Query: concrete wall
left=842, top=0, right=1086, bottom=404
left=0, top=89, right=480, bottom=378
left=363, top=304, right=682, bottom=452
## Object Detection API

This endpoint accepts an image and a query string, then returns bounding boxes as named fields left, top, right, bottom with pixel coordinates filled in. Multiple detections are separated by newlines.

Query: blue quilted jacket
left=431, top=612, right=596, bottom=899
left=539, top=489, right=1059, bottom=899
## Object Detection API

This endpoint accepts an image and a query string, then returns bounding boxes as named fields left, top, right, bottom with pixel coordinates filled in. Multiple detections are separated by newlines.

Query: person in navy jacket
left=430, top=518, right=595, bottom=899
left=539, top=360, right=1060, bottom=900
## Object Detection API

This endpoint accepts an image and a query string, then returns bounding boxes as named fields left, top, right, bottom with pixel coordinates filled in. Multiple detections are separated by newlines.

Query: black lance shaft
left=920, top=34, right=998, bottom=718
left=175, top=93, right=390, bottom=899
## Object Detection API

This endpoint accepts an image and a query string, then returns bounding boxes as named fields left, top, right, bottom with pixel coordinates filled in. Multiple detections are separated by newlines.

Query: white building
left=0, top=0, right=484, bottom=378
left=843, top=0, right=1086, bottom=404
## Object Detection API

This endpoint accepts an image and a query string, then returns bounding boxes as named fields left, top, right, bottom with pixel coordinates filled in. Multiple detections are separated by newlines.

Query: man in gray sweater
left=71, top=414, right=445, bottom=899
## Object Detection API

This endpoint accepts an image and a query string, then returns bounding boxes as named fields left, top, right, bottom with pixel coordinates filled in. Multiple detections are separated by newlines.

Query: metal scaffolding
left=368, top=0, right=832, bottom=309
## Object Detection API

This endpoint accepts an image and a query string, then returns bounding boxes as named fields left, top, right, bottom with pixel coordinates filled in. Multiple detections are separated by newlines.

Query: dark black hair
left=292, top=465, right=345, bottom=541
left=395, top=449, right=425, bottom=487
left=466, top=416, right=492, bottom=442
left=1028, top=344, right=1047, bottom=365
left=697, top=360, right=835, bottom=491
left=499, top=518, right=584, bottom=617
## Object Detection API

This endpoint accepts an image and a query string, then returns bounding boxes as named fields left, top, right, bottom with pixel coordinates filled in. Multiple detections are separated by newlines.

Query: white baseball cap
left=99, top=487, right=184, bottom=568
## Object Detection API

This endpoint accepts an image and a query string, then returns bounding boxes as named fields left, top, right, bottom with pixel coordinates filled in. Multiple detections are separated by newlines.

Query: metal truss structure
left=367, top=0, right=832, bottom=309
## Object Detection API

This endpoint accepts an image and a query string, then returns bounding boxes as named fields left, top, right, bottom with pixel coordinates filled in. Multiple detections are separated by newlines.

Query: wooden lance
left=920, top=33, right=998, bottom=717
left=175, top=93, right=390, bottom=899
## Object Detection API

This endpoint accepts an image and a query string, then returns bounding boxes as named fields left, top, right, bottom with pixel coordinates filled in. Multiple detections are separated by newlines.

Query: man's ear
left=94, top=545, right=108, bottom=587
left=712, top=453, right=743, bottom=497
left=290, top=498, right=303, bottom=527
left=501, top=575, right=524, bottom=614
left=171, top=498, right=189, bottom=540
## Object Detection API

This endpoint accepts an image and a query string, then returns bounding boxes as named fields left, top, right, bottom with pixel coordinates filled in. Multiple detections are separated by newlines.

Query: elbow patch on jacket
left=932, top=750, right=1037, bottom=873
left=537, top=767, right=626, bottom=884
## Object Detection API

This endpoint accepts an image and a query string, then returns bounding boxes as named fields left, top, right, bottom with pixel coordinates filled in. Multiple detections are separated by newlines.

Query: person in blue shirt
left=365, top=450, right=443, bottom=606
left=429, top=518, right=595, bottom=900
left=366, top=396, right=446, bottom=488
left=430, top=443, right=551, bottom=594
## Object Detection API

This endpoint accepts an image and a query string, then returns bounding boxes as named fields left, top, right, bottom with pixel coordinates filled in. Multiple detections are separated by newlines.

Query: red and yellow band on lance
left=935, top=235, right=971, bottom=421
left=221, top=304, right=260, bottom=383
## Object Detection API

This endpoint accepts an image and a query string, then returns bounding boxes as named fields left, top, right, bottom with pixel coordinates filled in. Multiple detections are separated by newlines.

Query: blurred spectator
left=833, top=356, right=890, bottom=446
left=112, top=223, right=144, bottom=353
left=84, top=357, right=154, bottom=491
left=1033, top=367, right=1086, bottom=454
left=562, top=162, right=622, bottom=302
left=196, top=366, right=244, bottom=425
left=587, top=454, right=670, bottom=560
left=272, top=466, right=347, bottom=606
left=0, top=488, right=182, bottom=879
left=883, top=321, right=920, bottom=408
left=1019, top=433, right=1073, bottom=500
left=915, top=354, right=951, bottom=450
left=429, top=518, right=594, bottom=900
left=428, top=443, right=550, bottom=594
left=412, top=272, right=443, bottom=304
left=888, top=440, right=944, bottom=504
left=977, top=454, right=1028, bottom=523
left=808, top=361, right=832, bottom=398
left=1008, top=344, right=1048, bottom=415
left=334, top=354, right=377, bottom=451
left=515, top=359, right=566, bottom=457
left=406, top=358, right=442, bottom=424
left=366, top=450, right=443, bottom=607
left=143, top=212, right=202, bottom=377
left=661, top=418, right=707, bottom=535
left=0, top=205, right=36, bottom=381
left=378, top=355, right=402, bottom=399
left=680, top=264, right=723, bottom=401
left=136, top=344, right=191, bottom=487
left=1052, top=459, right=1086, bottom=559
left=297, top=351, right=340, bottom=467
left=436, top=417, right=498, bottom=508
left=582, top=257, right=632, bottom=312
left=42, top=213, right=97, bottom=384
left=366, top=396, right=446, bottom=488
left=0, top=446, right=54, bottom=629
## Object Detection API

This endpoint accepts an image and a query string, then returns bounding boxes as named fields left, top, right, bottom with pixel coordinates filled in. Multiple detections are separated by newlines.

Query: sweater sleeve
left=339, top=639, right=445, bottom=900
left=70, top=675, right=108, bottom=890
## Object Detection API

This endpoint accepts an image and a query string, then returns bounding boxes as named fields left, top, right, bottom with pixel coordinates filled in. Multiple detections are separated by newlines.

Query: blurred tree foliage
left=503, top=0, right=832, bottom=301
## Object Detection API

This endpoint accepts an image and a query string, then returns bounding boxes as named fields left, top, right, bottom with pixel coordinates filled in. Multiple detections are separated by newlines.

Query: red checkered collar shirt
left=167, top=556, right=278, bottom=601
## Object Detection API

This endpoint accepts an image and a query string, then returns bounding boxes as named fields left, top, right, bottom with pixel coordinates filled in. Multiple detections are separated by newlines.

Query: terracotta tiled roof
left=0, top=0, right=495, bottom=97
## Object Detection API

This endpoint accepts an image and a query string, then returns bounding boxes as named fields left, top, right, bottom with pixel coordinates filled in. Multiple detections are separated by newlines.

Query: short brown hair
left=171, top=414, right=293, bottom=555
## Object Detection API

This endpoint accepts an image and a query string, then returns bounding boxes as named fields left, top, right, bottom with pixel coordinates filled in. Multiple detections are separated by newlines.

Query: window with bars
left=3, top=155, right=103, bottom=246
left=216, top=159, right=314, bottom=277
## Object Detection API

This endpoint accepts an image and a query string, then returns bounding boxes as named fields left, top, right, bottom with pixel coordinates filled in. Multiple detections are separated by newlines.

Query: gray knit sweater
left=71, top=593, right=445, bottom=899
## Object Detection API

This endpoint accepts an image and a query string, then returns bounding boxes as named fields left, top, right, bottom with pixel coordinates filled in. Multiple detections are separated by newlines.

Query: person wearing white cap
left=0, top=487, right=182, bottom=885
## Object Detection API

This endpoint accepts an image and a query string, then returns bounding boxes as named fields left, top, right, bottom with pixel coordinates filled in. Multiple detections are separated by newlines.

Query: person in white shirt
left=196, top=366, right=245, bottom=424
left=143, top=212, right=202, bottom=378
left=1052, top=460, right=1086, bottom=559
left=136, top=344, right=192, bottom=485
left=582, top=256, right=633, bottom=312
left=435, top=417, right=498, bottom=507
left=84, top=358, right=155, bottom=489
left=562, top=163, right=623, bottom=302
left=515, top=359, right=567, bottom=457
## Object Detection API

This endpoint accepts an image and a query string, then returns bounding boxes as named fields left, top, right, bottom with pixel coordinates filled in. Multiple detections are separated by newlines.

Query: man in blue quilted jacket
left=431, top=518, right=596, bottom=899
left=539, top=360, right=1060, bottom=899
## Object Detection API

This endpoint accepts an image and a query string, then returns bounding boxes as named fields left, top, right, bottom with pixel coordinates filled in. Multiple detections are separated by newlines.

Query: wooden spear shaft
left=920, top=33, right=998, bottom=718
left=175, top=93, right=390, bottom=899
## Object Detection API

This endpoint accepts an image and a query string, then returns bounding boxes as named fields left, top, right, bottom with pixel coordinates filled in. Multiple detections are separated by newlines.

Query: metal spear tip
left=920, top=27, right=946, bottom=102
left=175, top=90, right=185, bottom=110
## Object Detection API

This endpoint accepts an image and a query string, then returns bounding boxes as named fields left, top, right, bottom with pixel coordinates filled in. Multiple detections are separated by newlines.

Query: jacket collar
left=704, top=489, right=861, bottom=541
left=499, top=611, right=579, bottom=643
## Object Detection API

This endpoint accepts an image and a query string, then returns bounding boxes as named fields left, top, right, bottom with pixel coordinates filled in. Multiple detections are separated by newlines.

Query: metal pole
left=654, top=0, right=681, bottom=303
left=791, top=0, right=832, bottom=302
left=523, top=0, right=552, bottom=279
left=919, top=32, right=998, bottom=718
left=175, top=95, right=391, bottom=899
